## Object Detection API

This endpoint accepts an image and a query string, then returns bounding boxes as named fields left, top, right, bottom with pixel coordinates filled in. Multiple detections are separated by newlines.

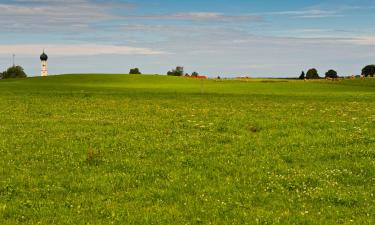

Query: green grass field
left=0, top=74, right=374, bottom=224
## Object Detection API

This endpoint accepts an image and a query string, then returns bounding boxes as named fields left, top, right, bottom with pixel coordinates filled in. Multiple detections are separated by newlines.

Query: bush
left=361, top=65, right=375, bottom=77
left=167, top=66, right=184, bottom=76
left=325, top=69, right=338, bottom=78
left=306, top=68, right=320, bottom=79
left=1, top=66, right=27, bottom=79
left=129, top=68, right=141, bottom=74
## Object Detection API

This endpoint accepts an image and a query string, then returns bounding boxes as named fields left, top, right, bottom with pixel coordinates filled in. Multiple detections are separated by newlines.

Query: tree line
left=299, top=65, right=375, bottom=80
left=166, top=66, right=200, bottom=77
left=131, top=65, right=375, bottom=79
left=1, top=64, right=375, bottom=80
left=129, top=66, right=200, bottom=77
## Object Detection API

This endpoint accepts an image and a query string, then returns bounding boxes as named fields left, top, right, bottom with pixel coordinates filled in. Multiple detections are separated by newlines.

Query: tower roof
left=40, top=51, right=48, bottom=61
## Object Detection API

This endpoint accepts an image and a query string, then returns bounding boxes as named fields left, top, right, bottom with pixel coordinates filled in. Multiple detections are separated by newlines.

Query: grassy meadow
left=0, top=74, right=374, bottom=224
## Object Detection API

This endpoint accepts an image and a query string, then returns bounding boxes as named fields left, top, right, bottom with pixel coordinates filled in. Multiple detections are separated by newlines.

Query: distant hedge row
left=299, top=65, right=375, bottom=79
left=1, top=64, right=375, bottom=80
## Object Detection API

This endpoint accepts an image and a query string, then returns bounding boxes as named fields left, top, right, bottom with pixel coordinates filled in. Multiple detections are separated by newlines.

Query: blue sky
left=0, top=0, right=375, bottom=77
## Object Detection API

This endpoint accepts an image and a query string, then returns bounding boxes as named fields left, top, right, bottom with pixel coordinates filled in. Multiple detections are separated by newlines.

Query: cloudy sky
left=0, top=0, right=375, bottom=77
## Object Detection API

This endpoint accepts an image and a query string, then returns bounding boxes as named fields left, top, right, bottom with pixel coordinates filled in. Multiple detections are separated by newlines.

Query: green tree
left=167, top=66, right=184, bottom=76
left=325, top=69, right=338, bottom=78
left=299, top=71, right=305, bottom=80
left=361, top=65, right=375, bottom=77
left=129, top=68, right=141, bottom=74
left=1, top=66, right=27, bottom=79
left=191, top=71, right=199, bottom=77
left=306, top=68, right=320, bottom=79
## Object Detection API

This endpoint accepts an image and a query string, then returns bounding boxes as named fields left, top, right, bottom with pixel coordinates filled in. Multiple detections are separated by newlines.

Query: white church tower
left=40, top=50, right=48, bottom=76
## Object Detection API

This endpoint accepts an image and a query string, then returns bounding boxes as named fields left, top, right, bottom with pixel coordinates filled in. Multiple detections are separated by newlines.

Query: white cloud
left=269, top=9, right=339, bottom=18
left=342, top=36, right=375, bottom=45
left=0, top=44, right=165, bottom=56
left=0, top=0, right=261, bottom=32
left=171, top=12, right=262, bottom=22
left=0, top=0, right=131, bottom=32
left=120, top=12, right=263, bottom=22
left=268, top=4, right=375, bottom=19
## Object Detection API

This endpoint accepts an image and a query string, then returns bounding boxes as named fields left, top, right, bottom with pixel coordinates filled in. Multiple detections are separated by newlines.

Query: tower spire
left=40, top=50, right=48, bottom=77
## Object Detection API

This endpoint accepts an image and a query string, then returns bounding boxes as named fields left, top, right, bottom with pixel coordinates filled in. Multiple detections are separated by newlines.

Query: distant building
left=40, top=50, right=48, bottom=76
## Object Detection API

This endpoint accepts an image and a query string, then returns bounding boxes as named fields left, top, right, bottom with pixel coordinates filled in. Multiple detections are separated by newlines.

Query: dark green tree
left=1, top=66, right=27, bottom=79
left=167, top=66, right=184, bottom=76
left=191, top=71, right=199, bottom=77
left=325, top=69, right=338, bottom=78
left=306, top=68, right=320, bottom=79
left=129, top=68, right=141, bottom=74
left=361, top=65, right=375, bottom=77
left=299, top=71, right=305, bottom=80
